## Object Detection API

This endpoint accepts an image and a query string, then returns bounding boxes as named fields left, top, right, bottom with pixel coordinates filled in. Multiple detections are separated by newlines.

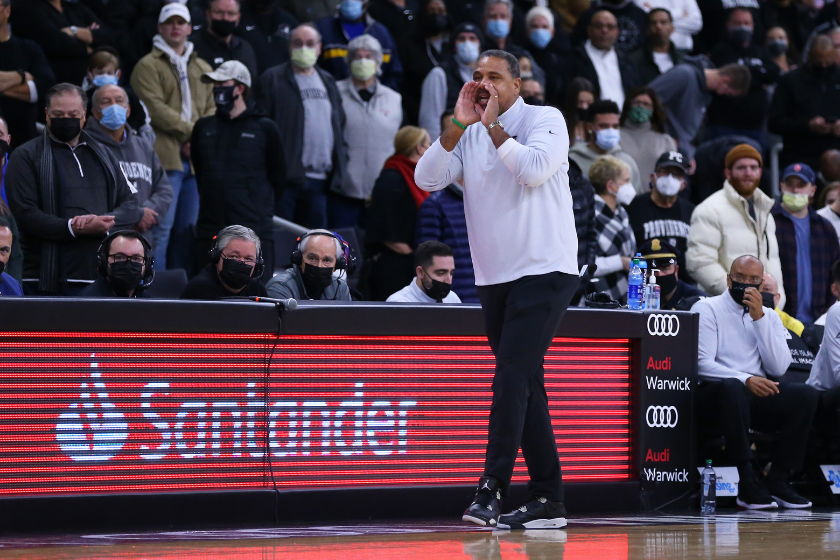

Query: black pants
left=696, top=378, right=818, bottom=471
left=816, top=387, right=840, bottom=436
left=476, top=271, right=579, bottom=502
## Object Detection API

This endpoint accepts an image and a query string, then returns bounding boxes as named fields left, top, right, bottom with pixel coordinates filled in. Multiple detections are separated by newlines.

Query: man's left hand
left=744, top=287, right=764, bottom=321
left=478, top=83, right=500, bottom=128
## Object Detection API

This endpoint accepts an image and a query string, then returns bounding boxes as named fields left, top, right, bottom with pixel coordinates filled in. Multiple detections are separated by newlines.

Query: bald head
left=729, top=255, right=764, bottom=287
left=822, top=150, right=840, bottom=182
left=809, top=34, right=836, bottom=69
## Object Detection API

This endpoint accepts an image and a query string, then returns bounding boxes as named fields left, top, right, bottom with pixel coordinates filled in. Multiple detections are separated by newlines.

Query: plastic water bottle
left=701, top=459, right=717, bottom=515
left=628, top=255, right=644, bottom=310
left=646, top=270, right=661, bottom=310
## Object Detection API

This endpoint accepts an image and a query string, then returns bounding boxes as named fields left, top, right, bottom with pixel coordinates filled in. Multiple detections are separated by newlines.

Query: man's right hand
left=134, top=208, right=159, bottom=233
left=745, top=375, right=779, bottom=397
left=453, top=81, right=481, bottom=127
left=72, top=215, right=116, bottom=236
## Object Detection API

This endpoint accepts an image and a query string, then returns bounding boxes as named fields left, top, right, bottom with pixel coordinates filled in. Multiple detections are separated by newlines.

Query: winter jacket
left=130, top=43, right=216, bottom=171
left=234, top=3, right=299, bottom=76
left=266, top=265, right=352, bottom=301
left=0, top=35, right=55, bottom=151
left=190, top=107, right=284, bottom=241
left=569, top=142, right=644, bottom=195
left=694, top=0, right=763, bottom=55
left=85, top=118, right=173, bottom=219
left=259, top=62, right=350, bottom=194
left=565, top=45, right=642, bottom=105
left=628, top=43, right=687, bottom=85
left=569, top=158, right=598, bottom=281
left=191, top=26, right=259, bottom=85
left=337, top=78, right=402, bottom=201
left=415, top=185, right=477, bottom=303
left=686, top=180, right=785, bottom=307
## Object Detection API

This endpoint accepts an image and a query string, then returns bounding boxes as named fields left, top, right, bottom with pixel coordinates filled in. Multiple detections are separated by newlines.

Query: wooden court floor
left=1, top=511, right=839, bottom=559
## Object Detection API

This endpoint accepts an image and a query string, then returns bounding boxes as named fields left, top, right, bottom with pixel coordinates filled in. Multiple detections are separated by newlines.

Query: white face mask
left=655, top=174, right=682, bottom=197
left=615, top=182, right=636, bottom=206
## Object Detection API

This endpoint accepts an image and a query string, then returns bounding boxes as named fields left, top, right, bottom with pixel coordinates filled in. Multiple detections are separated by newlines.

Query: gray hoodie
left=85, top=118, right=173, bottom=220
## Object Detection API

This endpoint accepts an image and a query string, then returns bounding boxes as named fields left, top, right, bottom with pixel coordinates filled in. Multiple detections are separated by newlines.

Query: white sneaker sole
left=462, top=514, right=497, bottom=527
left=771, top=495, right=812, bottom=509
left=497, top=517, right=567, bottom=530
left=736, top=497, right=779, bottom=510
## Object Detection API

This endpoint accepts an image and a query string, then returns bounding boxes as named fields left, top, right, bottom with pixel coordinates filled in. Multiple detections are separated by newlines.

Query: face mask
left=523, top=95, right=544, bottom=106
left=92, top=74, right=119, bottom=88
left=577, top=107, right=590, bottom=121
left=99, top=104, right=128, bottom=131
left=627, top=106, right=652, bottom=125
left=657, top=271, right=678, bottom=296
left=210, top=18, right=237, bottom=37
left=655, top=174, right=682, bottom=197
left=766, top=40, right=788, bottom=57
left=340, top=0, right=364, bottom=21
left=615, top=182, right=636, bottom=206
left=422, top=270, right=451, bottom=301
left=728, top=278, right=761, bottom=306
left=761, top=291, right=776, bottom=309
left=49, top=117, right=82, bottom=143
left=729, top=26, right=752, bottom=46
left=595, top=128, right=620, bottom=150
left=291, top=47, right=318, bottom=69
left=350, top=58, right=377, bottom=81
left=213, top=85, right=238, bottom=115
left=425, top=13, right=448, bottom=34
left=782, top=191, right=810, bottom=212
left=529, top=28, right=552, bottom=49
left=301, top=264, right=334, bottom=296
left=109, top=260, right=145, bottom=294
left=455, top=40, right=480, bottom=64
left=486, top=19, right=510, bottom=39
left=219, top=258, right=253, bottom=290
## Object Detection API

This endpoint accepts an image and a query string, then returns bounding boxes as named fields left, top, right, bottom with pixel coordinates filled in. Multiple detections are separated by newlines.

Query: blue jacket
left=0, top=272, right=23, bottom=296
left=314, top=13, right=403, bottom=91
left=415, top=185, right=477, bottom=303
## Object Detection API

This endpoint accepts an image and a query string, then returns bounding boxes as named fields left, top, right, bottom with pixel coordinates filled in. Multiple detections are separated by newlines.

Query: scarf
left=152, top=35, right=194, bottom=122
left=383, top=155, right=428, bottom=208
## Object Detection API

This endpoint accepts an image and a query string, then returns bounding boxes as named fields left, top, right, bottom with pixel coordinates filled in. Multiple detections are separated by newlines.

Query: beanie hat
left=725, top=143, right=763, bottom=169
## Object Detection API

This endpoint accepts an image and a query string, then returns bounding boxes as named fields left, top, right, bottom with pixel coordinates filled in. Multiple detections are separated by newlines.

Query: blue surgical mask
left=93, top=74, right=119, bottom=88
left=340, top=0, right=364, bottom=21
left=456, top=40, right=480, bottom=64
left=595, top=128, right=621, bottom=150
left=486, top=19, right=510, bottom=39
left=529, top=28, right=552, bottom=49
left=100, top=104, right=128, bottom=131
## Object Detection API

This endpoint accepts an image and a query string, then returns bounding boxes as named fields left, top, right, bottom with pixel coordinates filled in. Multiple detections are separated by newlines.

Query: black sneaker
left=736, top=473, right=778, bottom=510
left=764, top=477, right=812, bottom=509
left=497, top=497, right=567, bottom=530
left=462, top=476, right=502, bottom=527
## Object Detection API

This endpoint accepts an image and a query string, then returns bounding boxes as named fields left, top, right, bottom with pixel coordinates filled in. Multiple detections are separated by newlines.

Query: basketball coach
left=415, top=50, right=579, bottom=530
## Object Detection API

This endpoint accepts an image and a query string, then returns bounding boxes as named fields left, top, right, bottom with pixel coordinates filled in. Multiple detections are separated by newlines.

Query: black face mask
left=728, top=27, right=752, bottom=47
left=422, top=270, right=451, bottom=302
left=657, top=271, right=678, bottom=298
left=523, top=96, right=544, bottom=106
left=210, top=18, right=237, bottom=38
left=218, top=258, right=253, bottom=291
left=49, top=117, right=81, bottom=143
left=761, top=291, right=776, bottom=309
left=109, top=260, right=145, bottom=295
left=301, top=264, right=334, bottom=297
left=766, top=40, right=788, bottom=57
left=729, top=278, right=761, bottom=307
left=213, top=85, right=238, bottom=115
left=424, top=13, right=448, bottom=35
left=576, top=107, right=589, bottom=122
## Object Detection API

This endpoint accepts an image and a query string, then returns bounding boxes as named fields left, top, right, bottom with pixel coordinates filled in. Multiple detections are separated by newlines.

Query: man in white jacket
left=693, top=255, right=817, bottom=510
left=686, top=143, right=786, bottom=308
left=415, top=49, right=579, bottom=530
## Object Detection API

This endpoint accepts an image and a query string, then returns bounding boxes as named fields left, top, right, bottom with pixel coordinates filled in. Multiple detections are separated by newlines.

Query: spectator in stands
left=573, top=0, right=648, bottom=53
left=86, top=84, right=173, bottom=240
left=807, top=262, right=840, bottom=431
left=191, top=61, right=283, bottom=278
left=0, top=197, right=21, bottom=283
left=687, top=144, right=785, bottom=305
left=561, top=76, right=596, bottom=146
left=819, top=149, right=840, bottom=192
left=235, top=0, right=298, bottom=77
left=705, top=8, right=780, bottom=148
left=772, top=163, right=840, bottom=323
left=419, top=23, right=484, bottom=140
left=819, top=183, right=840, bottom=240
left=0, top=216, right=21, bottom=296
left=131, top=3, right=215, bottom=271
left=690, top=135, right=762, bottom=205
left=640, top=238, right=705, bottom=310
left=765, top=26, right=797, bottom=74
left=520, top=77, right=544, bottom=105
left=483, top=0, right=534, bottom=63
left=570, top=99, right=643, bottom=195
left=259, top=24, right=349, bottom=230
left=627, top=151, right=694, bottom=281
left=650, top=57, right=751, bottom=161
left=628, top=8, right=686, bottom=85
left=5, top=83, right=138, bottom=296
left=693, top=255, right=816, bottom=510
left=0, top=0, right=54, bottom=151
left=761, top=271, right=805, bottom=336
left=365, top=126, right=430, bottom=301
left=83, top=49, right=150, bottom=138
left=315, top=0, right=403, bottom=90
left=386, top=240, right=461, bottom=303
left=633, top=0, right=702, bottom=52
left=335, top=34, right=402, bottom=228
left=79, top=231, right=154, bottom=298
left=694, top=0, right=763, bottom=55
left=280, top=0, right=340, bottom=23
left=524, top=6, right=567, bottom=106
left=619, top=87, right=677, bottom=181
left=759, top=0, right=811, bottom=58
left=569, top=157, right=598, bottom=303
left=589, top=155, right=636, bottom=303
left=0, top=117, right=10, bottom=206
left=12, top=0, right=113, bottom=86
left=181, top=224, right=267, bottom=299
left=567, top=10, right=641, bottom=109
left=769, top=35, right=840, bottom=171
left=266, top=229, right=352, bottom=301
left=192, top=0, right=259, bottom=81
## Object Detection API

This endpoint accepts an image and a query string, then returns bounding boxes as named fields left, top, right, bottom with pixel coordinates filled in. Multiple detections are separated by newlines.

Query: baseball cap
left=159, top=3, right=191, bottom=24
left=639, top=238, right=678, bottom=268
left=654, top=151, right=687, bottom=174
left=782, top=163, right=816, bottom=184
left=202, top=60, right=252, bottom=88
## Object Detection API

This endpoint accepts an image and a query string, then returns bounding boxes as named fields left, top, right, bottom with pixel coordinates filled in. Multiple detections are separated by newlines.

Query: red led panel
left=0, top=333, right=632, bottom=496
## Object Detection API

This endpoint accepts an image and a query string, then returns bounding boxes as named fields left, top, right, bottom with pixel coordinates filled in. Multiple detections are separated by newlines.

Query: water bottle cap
left=706, top=459, right=712, bottom=466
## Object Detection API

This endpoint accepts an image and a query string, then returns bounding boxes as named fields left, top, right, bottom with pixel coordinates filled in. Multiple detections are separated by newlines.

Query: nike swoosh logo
left=549, top=130, right=557, bottom=135
left=246, top=25, right=256, bottom=30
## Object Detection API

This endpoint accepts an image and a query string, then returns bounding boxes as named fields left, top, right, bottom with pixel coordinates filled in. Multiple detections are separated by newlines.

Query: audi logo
left=646, top=406, right=678, bottom=428
left=647, top=314, right=680, bottom=337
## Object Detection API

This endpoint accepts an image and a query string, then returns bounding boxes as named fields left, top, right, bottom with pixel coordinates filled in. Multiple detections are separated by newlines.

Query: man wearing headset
left=181, top=224, right=267, bottom=300
left=266, top=229, right=352, bottom=301
left=79, top=230, right=154, bottom=298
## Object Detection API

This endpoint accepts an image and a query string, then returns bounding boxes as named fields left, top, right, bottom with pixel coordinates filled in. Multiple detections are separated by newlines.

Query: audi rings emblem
left=646, top=406, right=678, bottom=428
left=647, top=314, right=680, bottom=336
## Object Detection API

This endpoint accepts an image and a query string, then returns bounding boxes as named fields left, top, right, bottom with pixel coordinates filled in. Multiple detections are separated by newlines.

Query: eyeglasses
left=730, top=273, right=762, bottom=284
left=221, top=253, right=257, bottom=267
left=109, top=254, right=146, bottom=264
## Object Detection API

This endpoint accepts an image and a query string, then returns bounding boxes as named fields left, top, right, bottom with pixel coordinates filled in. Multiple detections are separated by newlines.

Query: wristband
left=451, top=118, right=468, bottom=131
